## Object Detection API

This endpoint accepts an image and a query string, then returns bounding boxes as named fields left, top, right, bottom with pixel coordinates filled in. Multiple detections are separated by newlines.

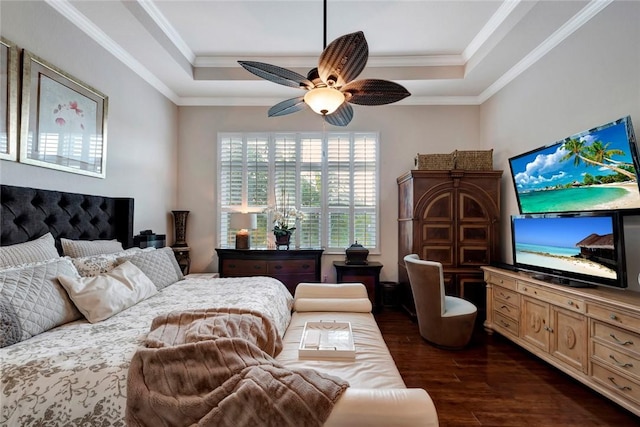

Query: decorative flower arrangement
left=263, top=195, right=305, bottom=237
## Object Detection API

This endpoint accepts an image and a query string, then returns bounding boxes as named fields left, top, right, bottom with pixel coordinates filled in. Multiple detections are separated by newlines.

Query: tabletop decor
left=264, top=190, right=304, bottom=249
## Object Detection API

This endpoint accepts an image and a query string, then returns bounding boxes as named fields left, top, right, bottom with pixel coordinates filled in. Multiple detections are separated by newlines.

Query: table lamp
left=230, top=213, right=257, bottom=249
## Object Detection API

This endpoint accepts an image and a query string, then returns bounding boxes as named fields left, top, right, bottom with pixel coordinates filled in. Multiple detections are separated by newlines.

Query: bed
left=1, top=185, right=439, bottom=427
left=0, top=185, right=297, bottom=425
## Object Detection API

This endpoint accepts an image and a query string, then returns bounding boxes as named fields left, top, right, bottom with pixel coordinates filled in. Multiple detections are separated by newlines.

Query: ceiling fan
left=238, top=1, right=410, bottom=127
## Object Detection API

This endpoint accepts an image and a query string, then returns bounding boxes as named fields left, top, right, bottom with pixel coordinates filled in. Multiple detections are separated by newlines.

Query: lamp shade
left=230, top=213, right=257, bottom=230
left=303, top=87, right=345, bottom=115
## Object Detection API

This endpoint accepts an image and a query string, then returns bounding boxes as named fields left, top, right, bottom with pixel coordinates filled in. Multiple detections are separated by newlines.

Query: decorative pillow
left=0, top=233, right=59, bottom=268
left=70, top=247, right=149, bottom=277
left=0, top=257, right=82, bottom=347
left=61, top=238, right=124, bottom=258
left=57, top=261, right=157, bottom=323
left=120, top=247, right=184, bottom=291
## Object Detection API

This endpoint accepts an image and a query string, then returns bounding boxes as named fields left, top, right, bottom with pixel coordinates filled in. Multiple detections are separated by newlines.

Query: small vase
left=275, top=232, right=291, bottom=250
left=172, top=210, right=189, bottom=247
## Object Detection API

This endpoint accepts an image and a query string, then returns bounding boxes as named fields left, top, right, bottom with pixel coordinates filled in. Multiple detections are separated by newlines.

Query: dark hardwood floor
left=374, top=309, right=640, bottom=427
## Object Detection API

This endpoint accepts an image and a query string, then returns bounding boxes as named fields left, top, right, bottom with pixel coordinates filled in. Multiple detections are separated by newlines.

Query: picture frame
left=20, top=50, right=108, bottom=178
left=0, top=37, right=19, bottom=161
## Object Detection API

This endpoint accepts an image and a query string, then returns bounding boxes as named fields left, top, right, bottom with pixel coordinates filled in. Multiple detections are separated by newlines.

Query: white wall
left=480, top=1, right=640, bottom=290
left=0, top=1, right=178, bottom=235
left=177, top=105, right=480, bottom=280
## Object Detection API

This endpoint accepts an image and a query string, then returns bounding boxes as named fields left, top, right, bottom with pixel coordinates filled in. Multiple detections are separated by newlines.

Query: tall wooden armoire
left=397, top=169, right=503, bottom=320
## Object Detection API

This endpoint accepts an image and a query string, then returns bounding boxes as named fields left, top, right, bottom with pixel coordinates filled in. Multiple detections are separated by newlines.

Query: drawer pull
left=500, top=305, right=511, bottom=312
left=610, top=314, right=618, bottom=321
left=499, top=320, right=510, bottom=328
left=567, top=301, right=573, bottom=306
left=302, top=264, right=310, bottom=270
left=609, top=334, right=633, bottom=346
left=607, top=377, right=632, bottom=391
left=499, top=292, right=511, bottom=300
left=274, top=265, right=283, bottom=270
left=229, top=263, right=236, bottom=268
left=254, top=265, right=262, bottom=270
left=609, top=354, right=634, bottom=368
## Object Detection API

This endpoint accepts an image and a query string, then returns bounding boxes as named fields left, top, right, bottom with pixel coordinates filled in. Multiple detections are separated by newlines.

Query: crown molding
left=478, top=0, right=613, bottom=103
left=45, top=0, right=180, bottom=104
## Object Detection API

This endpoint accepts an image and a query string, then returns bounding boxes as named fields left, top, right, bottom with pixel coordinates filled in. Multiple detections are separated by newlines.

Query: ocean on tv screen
left=511, top=117, right=640, bottom=213
left=518, top=184, right=638, bottom=213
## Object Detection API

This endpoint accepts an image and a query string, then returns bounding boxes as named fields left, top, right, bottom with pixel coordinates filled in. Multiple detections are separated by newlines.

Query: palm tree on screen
left=561, top=138, right=636, bottom=180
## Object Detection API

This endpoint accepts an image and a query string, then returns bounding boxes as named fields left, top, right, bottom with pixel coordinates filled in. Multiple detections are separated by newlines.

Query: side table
left=333, top=261, right=383, bottom=312
left=172, top=246, right=191, bottom=275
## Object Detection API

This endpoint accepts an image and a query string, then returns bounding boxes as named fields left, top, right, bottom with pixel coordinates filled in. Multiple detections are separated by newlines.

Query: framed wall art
left=0, top=37, right=19, bottom=161
left=20, top=50, right=108, bottom=178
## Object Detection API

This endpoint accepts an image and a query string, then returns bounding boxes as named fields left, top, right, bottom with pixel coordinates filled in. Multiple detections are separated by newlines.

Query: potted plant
left=264, top=191, right=305, bottom=249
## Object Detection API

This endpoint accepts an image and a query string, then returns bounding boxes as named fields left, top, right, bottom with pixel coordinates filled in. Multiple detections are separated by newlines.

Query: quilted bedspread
left=0, top=276, right=293, bottom=426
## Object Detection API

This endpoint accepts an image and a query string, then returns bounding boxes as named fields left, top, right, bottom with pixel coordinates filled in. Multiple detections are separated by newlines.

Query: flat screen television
left=511, top=212, right=627, bottom=289
left=509, top=116, right=640, bottom=214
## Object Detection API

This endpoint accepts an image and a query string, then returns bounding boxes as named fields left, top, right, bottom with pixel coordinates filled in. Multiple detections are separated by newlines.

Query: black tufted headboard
left=1, top=185, right=134, bottom=254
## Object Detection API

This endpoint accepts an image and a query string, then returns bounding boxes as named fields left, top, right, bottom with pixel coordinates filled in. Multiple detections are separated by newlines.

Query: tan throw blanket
left=126, top=307, right=349, bottom=427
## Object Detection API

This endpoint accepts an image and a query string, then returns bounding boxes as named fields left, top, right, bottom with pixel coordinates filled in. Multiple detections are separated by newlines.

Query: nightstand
left=172, top=246, right=191, bottom=275
left=333, top=261, right=383, bottom=312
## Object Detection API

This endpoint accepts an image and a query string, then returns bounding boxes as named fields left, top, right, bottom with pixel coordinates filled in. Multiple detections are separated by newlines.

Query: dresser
left=484, top=266, right=640, bottom=417
left=215, top=249, right=323, bottom=295
left=397, top=169, right=502, bottom=318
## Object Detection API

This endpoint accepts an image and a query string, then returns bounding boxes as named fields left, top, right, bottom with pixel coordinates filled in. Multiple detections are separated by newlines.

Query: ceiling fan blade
left=323, top=102, right=353, bottom=127
left=268, top=96, right=307, bottom=117
left=238, top=61, right=313, bottom=89
left=318, top=31, right=368, bottom=88
left=342, top=79, right=411, bottom=106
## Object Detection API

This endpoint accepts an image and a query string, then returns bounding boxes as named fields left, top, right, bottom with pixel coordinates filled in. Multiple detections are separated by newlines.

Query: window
left=218, top=132, right=379, bottom=253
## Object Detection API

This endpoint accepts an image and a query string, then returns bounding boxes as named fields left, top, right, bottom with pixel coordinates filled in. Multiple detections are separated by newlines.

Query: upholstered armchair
left=403, top=254, right=477, bottom=349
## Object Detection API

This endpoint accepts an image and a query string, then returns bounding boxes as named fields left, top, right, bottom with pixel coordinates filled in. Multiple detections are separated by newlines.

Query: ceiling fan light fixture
left=303, top=87, right=345, bottom=115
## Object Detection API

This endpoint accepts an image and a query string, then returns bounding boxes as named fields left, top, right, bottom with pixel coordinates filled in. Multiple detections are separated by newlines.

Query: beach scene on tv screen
left=514, top=216, right=617, bottom=280
left=510, top=119, right=640, bottom=213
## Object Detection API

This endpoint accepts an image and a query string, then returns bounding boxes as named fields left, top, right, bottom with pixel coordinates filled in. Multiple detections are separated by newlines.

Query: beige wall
left=0, top=1, right=178, bottom=235
left=177, top=105, right=480, bottom=281
left=3, top=1, right=637, bottom=290
left=480, top=1, right=640, bottom=290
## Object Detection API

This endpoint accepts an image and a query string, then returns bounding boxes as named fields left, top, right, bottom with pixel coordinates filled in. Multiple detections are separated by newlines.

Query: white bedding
left=0, top=276, right=293, bottom=426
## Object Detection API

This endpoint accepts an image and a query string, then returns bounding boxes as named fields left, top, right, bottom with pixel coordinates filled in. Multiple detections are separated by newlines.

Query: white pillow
left=119, top=247, right=184, bottom=290
left=70, top=247, right=148, bottom=277
left=0, top=257, right=82, bottom=347
left=57, top=261, right=157, bottom=323
left=61, top=238, right=124, bottom=258
left=0, top=233, right=59, bottom=268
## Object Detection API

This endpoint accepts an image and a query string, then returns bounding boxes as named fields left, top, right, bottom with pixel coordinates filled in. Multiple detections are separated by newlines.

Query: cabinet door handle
left=609, top=354, right=634, bottom=368
left=608, top=377, right=632, bottom=391
left=609, top=334, right=633, bottom=346
left=544, top=326, right=554, bottom=333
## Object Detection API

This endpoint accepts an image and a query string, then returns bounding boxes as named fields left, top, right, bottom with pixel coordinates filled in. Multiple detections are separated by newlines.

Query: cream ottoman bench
left=275, top=283, right=439, bottom=427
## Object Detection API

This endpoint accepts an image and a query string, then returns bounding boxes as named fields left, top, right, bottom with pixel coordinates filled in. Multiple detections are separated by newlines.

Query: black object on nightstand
left=134, top=232, right=166, bottom=249
left=334, top=261, right=383, bottom=312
